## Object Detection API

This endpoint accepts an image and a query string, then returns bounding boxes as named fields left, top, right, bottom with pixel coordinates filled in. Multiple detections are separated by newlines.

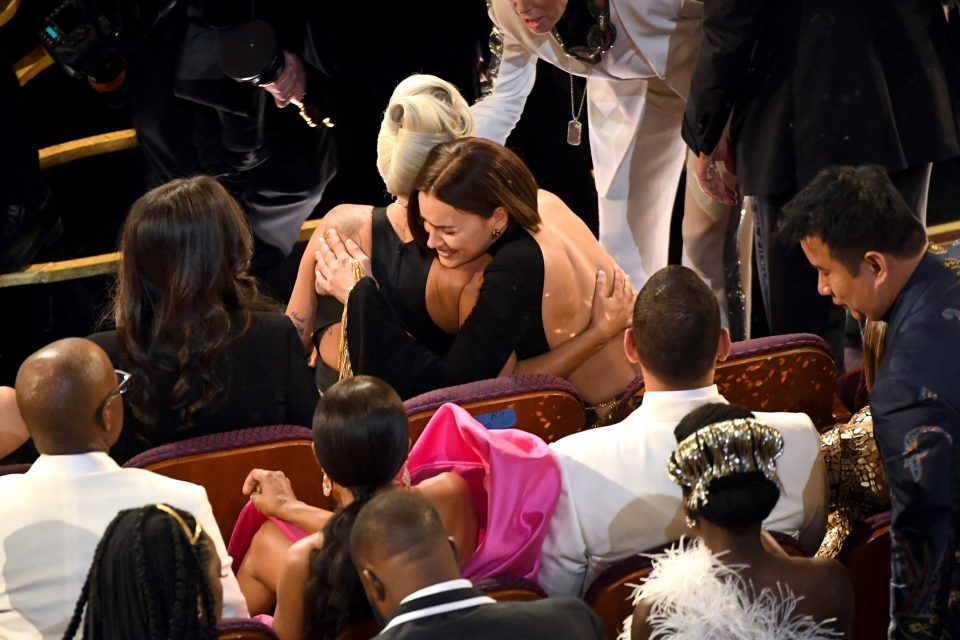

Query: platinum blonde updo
left=376, top=74, right=475, bottom=197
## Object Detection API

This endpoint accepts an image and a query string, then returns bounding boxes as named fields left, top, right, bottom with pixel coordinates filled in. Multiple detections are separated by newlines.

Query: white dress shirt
left=538, top=385, right=828, bottom=596
left=0, top=452, right=248, bottom=639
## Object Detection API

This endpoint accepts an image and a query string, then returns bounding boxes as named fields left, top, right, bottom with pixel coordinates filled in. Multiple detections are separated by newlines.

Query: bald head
left=15, top=338, right=122, bottom=454
left=350, top=491, right=460, bottom=620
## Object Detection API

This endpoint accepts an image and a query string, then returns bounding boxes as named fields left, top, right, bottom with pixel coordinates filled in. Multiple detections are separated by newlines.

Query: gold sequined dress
left=816, top=406, right=889, bottom=558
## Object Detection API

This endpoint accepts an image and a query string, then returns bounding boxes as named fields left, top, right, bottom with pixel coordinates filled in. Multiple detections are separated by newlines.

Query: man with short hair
left=539, top=265, right=827, bottom=596
left=350, top=490, right=603, bottom=639
left=780, top=165, right=960, bottom=639
left=0, top=338, right=247, bottom=639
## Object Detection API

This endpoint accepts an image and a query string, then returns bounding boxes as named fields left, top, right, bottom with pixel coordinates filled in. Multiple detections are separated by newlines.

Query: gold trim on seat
left=38, top=129, right=139, bottom=170
left=15, top=47, right=53, bottom=86
left=0, top=0, right=20, bottom=29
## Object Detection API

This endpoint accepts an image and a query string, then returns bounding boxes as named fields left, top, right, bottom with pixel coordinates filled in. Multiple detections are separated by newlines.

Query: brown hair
left=632, top=266, right=721, bottom=387
left=407, top=137, right=541, bottom=248
left=111, top=176, right=273, bottom=428
left=862, top=320, right=887, bottom=392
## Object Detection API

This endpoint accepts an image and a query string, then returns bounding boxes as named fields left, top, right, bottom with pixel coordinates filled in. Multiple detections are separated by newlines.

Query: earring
left=322, top=473, right=332, bottom=497
left=685, top=515, right=698, bottom=529
left=401, top=463, right=412, bottom=489
left=491, top=227, right=502, bottom=238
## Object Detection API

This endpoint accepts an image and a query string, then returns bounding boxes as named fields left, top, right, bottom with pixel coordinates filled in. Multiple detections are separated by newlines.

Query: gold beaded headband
left=155, top=503, right=203, bottom=546
left=667, top=418, right=784, bottom=512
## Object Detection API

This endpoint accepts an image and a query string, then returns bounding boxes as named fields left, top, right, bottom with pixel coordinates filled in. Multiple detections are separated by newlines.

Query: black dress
left=347, top=224, right=550, bottom=399
left=89, top=311, right=318, bottom=463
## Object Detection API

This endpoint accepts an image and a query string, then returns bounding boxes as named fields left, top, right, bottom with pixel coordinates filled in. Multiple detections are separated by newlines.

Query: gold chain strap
left=338, top=259, right=368, bottom=380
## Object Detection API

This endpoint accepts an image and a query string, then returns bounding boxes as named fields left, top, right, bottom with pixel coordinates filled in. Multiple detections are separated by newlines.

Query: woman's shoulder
left=307, top=204, right=375, bottom=245
left=415, top=471, right=471, bottom=506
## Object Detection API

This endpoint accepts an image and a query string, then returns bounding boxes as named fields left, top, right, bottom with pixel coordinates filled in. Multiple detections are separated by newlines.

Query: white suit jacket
left=472, top=0, right=703, bottom=198
left=539, top=385, right=828, bottom=596
left=0, top=453, right=248, bottom=639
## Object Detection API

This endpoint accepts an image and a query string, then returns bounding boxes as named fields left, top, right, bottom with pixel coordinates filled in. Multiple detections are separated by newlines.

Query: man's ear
left=623, top=328, right=640, bottom=364
left=360, top=568, right=386, bottom=605
left=99, top=395, right=122, bottom=439
left=863, top=251, right=888, bottom=284
left=447, top=536, right=460, bottom=563
left=716, top=327, right=732, bottom=363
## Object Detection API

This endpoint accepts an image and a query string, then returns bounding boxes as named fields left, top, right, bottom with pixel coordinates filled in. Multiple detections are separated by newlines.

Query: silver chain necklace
left=567, top=73, right=588, bottom=146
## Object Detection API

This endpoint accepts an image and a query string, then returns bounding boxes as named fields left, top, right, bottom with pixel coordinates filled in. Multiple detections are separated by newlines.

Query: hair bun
left=377, top=75, right=475, bottom=196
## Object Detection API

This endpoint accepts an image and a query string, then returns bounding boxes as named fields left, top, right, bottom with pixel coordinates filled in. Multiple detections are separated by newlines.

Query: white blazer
left=472, top=0, right=703, bottom=198
left=539, top=385, right=828, bottom=597
left=0, top=453, right=248, bottom=639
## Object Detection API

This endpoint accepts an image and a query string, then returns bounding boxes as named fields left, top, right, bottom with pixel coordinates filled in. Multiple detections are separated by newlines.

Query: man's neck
left=877, top=249, right=927, bottom=319
left=640, top=367, right=715, bottom=393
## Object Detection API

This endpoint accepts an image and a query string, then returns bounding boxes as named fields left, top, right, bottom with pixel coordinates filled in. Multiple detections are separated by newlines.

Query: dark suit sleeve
left=282, top=317, right=320, bottom=426
left=682, top=0, right=766, bottom=155
left=871, top=374, right=960, bottom=639
left=347, top=238, right=542, bottom=399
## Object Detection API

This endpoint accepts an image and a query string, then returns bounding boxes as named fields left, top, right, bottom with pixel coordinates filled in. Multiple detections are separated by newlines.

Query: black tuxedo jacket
left=378, top=587, right=603, bottom=640
left=683, top=0, right=960, bottom=197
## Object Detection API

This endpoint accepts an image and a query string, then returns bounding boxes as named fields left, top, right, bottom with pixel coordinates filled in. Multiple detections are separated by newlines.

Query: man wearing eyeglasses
left=0, top=338, right=249, bottom=639
left=473, top=0, right=732, bottom=317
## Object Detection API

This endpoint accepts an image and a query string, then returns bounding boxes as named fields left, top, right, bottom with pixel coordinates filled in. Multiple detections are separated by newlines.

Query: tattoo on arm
left=289, top=311, right=307, bottom=339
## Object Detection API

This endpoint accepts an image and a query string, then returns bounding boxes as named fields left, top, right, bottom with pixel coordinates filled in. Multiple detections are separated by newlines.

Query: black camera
left=39, top=0, right=177, bottom=83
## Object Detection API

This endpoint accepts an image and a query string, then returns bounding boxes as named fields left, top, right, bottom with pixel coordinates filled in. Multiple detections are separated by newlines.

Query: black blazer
left=89, top=312, right=318, bottom=463
left=378, top=587, right=603, bottom=640
left=683, top=0, right=960, bottom=197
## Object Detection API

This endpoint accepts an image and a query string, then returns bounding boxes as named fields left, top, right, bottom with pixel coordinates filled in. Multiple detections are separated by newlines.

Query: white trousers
left=589, top=76, right=733, bottom=321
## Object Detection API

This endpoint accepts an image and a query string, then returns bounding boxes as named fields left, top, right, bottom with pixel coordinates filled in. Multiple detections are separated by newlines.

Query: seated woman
left=232, top=375, right=560, bottom=639
left=317, top=136, right=636, bottom=409
left=623, top=403, right=853, bottom=640
left=286, top=74, right=489, bottom=387
left=817, top=319, right=889, bottom=558
left=64, top=504, right=222, bottom=639
left=88, top=176, right=317, bottom=462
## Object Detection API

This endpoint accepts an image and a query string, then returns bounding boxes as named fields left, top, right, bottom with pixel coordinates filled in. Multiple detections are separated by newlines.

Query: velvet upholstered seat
left=617, top=333, right=838, bottom=431
left=403, top=374, right=585, bottom=445
left=124, top=424, right=333, bottom=541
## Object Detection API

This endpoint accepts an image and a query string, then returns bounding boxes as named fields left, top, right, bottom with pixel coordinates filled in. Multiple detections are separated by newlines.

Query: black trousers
left=753, top=163, right=932, bottom=368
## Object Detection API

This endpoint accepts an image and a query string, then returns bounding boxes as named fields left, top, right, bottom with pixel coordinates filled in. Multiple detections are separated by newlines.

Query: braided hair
left=63, top=505, right=219, bottom=640
left=302, top=376, right=409, bottom=639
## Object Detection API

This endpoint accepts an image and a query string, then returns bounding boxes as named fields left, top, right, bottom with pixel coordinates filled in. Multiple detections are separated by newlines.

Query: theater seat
left=218, top=618, right=278, bottom=639
left=404, top=374, right=585, bottom=445
left=0, top=462, right=30, bottom=476
left=336, top=620, right=382, bottom=640
left=838, top=511, right=891, bottom=640
left=583, top=550, right=661, bottom=640
left=124, top=425, right=333, bottom=541
left=476, top=575, right=547, bottom=601
left=618, top=333, right=837, bottom=431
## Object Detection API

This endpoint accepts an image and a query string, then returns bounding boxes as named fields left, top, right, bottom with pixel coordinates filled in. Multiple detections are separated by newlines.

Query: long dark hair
left=303, top=376, right=409, bottom=638
left=110, top=176, right=273, bottom=429
left=406, top=137, right=542, bottom=249
left=63, top=505, right=219, bottom=640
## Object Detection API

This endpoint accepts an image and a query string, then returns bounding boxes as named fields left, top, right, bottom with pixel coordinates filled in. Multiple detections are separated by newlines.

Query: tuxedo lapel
left=382, top=587, right=496, bottom=633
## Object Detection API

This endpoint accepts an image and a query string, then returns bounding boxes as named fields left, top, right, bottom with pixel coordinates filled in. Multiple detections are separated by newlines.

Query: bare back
left=534, top=190, right=637, bottom=404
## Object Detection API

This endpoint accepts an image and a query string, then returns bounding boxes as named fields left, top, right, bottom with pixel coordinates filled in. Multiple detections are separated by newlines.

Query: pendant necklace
left=567, top=74, right=587, bottom=146
left=550, top=0, right=616, bottom=146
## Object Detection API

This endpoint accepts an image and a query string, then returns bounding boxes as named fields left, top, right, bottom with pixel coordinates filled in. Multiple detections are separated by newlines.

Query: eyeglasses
left=96, top=369, right=131, bottom=423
